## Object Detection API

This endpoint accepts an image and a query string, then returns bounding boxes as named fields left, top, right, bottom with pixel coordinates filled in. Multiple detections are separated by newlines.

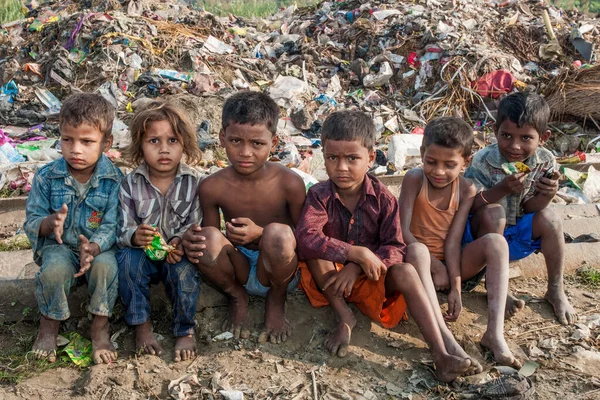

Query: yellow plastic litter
left=62, top=332, right=93, bottom=367
left=502, top=161, right=531, bottom=175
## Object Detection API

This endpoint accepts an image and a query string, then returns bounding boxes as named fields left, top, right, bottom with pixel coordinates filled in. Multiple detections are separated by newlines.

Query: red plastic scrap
left=471, top=69, right=516, bottom=99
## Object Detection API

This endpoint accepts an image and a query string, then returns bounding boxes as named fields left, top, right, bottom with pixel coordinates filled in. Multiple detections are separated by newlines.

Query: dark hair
left=59, top=93, right=114, bottom=138
left=222, top=91, right=279, bottom=135
left=321, top=110, right=375, bottom=151
left=423, top=117, right=473, bottom=157
left=123, top=100, right=202, bottom=166
left=496, top=92, right=550, bottom=136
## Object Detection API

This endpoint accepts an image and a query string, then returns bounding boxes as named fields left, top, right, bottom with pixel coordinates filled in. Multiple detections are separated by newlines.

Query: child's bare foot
left=135, top=320, right=163, bottom=356
left=91, top=316, right=118, bottom=364
left=222, top=288, right=250, bottom=339
left=434, top=353, right=471, bottom=383
left=481, top=331, right=521, bottom=368
left=259, top=287, right=292, bottom=344
left=505, top=293, right=525, bottom=319
left=326, top=315, right=356, bottom=358
left=174, top=335, right=196, bottom=362
left=441, top=330, right=483, bottom=374
left=32, top=315, right=60, bottom=362
left=431, top=261, right=450, bottom=291
left=545, top=289, right=577, bottom=325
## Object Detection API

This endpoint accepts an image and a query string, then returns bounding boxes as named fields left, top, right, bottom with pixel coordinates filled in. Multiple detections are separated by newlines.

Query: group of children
left=24, top=89, right=577, bottom=382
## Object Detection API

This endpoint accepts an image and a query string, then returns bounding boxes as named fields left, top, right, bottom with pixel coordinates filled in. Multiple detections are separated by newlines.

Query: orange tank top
left=409, top=170, right=460, bottom=261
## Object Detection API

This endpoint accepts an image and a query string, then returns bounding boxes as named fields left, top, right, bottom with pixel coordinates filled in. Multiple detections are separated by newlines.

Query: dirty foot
left=91, top=316, right=117, bottom=364
left=441, top=328, right=483, bottom=374
left=174, top=335, right=196, bottom=362
left=222, top=289, right=250, bottom=339
left=431, top=261, right=450, bottom=291
left=259, top=286, right=292, bottom=344
left=325, top=315, right=356, bottom=358
left=481, top=331, right=521, bottom=368
left=32, top=315, right=60, bottom=362
left=505, top=293, right=525, bottom=320
left=135, top=320, right=163, bottom=356
left=545, top=289, right=578, bottom=325
left=434, top=353, right=471, bottom=383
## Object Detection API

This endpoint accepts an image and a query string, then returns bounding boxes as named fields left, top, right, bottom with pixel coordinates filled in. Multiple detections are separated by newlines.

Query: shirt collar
left=48, top=154, right=121, bottom=187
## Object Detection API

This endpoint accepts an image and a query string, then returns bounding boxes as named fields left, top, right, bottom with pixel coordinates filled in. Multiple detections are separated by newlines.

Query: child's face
left=495, top=120, right=549, bottom=163
left=420, top=144, right=467, bottom=189
left=60, top=122, right=112, bottom=181
left=219, top=122, right=278, bottom=175
left=141, top=120, right=184, bottom=175
left=324, top=139, right=375, bottom=192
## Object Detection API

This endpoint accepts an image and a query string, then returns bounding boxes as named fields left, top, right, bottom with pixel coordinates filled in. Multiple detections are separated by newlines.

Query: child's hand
left=46, top=203, right=68, bottom=243
left=444, top=288, right=462, bottom=322
left=353, top=247, right=387, bottom=281
left=75, top=235, right=99, bottom=278
left=499, top=172, right=526, bottom=195
left=534, top=175, right=559, bottom=197
left=166, top=237, right=184, bottom=265
left=132, top=224, right=156, bottom=247
left=323, top=262, right=361, bottom=298
left=225, top=218, right=263, bottom=246
left=182, top=224, right=207, bottom=264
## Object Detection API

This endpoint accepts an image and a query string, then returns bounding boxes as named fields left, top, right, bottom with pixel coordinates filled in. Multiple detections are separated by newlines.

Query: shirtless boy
left=182, top=91, right=306, bottom=343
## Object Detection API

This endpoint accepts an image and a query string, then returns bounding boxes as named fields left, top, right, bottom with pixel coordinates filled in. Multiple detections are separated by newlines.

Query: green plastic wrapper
left=62, top=332, right=93, bottom=367
left=144, top=230, right=175, bottom=261
left=501, top=161, right=531, bottom=175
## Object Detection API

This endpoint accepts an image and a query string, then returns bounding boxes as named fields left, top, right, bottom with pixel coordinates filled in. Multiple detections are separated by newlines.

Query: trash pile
left=1, top=0, right=600, bottom=199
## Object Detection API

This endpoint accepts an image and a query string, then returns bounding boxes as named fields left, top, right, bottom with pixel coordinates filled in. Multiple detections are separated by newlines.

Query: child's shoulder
left=96, top=154, right=124, bottom=180
left=457, top=175, right=476, bottom=199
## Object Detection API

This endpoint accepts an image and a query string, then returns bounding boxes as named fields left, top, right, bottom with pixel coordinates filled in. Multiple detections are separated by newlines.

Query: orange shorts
left=298, top=261, right=407, bottom=329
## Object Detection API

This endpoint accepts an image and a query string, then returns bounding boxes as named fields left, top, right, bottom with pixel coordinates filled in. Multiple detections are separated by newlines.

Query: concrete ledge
left=0, top=197, right=28, bottom=212
left=0, top=279, right=228, bottom=323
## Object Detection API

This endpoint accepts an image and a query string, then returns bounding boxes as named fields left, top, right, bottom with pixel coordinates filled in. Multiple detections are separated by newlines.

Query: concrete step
left=0, top=250, right=32, bottom=280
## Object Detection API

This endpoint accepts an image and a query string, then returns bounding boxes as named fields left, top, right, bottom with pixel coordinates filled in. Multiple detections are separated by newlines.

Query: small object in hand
left=543, top=166, right=555, bottom=179
left=144, top=229, right=175, bottom=260
left=502, top=161, right=531, bottom=175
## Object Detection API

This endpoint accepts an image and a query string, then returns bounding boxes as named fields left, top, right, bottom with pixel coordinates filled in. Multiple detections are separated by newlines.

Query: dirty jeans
left=117, top=247, right=200, bottom=337
left=35, top=244, right=119, bottom=320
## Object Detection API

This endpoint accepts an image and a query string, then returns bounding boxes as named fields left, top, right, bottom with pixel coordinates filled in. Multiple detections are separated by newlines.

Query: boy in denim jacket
left=25, top=93, right=124, bottom=364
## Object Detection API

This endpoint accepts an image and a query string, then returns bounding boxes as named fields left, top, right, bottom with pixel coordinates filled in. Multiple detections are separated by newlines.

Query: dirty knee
left=261, top=223, right=296, bottom=259
left=196, top=226, right=227, bottom=267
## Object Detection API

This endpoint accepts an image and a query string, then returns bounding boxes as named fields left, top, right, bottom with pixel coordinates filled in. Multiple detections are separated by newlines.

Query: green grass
left=0, top=0, right=24, bottom=24
left=0, top=234, right=31, bottom=252
left=198, top=0, right=318, bottom=18
left=576, top=264, right=600, bottom=288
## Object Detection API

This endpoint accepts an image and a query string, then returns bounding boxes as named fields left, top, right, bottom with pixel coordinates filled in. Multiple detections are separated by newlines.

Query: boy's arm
left=398, top=169, right=423, bottom=245
left=522, top=174, right=559, bottom=214
left=24, top=173, right=52, bottom=253
left=117, top=177, right=140, bottom=248
left=88, top=181, right=120, bottom=253
left=199, top=179, right=221, bottom=229
left=286, top=172, right=308, bottom=227
left=444, top=178, right=476, bottom=291
left=296, top=188, right=352, bottom=264
left=466, top=165, right=524, bottom=211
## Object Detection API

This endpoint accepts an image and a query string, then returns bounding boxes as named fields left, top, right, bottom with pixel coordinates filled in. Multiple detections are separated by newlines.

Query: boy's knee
left=261, top=223, right=295, bottom=257
left=479, top=233, right=509, bottom=257
left=388, top=262, right=419, bottom=283
left=197, top=226, right=227, bottom=267
left=405, top=242, right=429, bottom=265
left=535, top=208, right=562, bottom=229
left=40, top=249, right=74, bottom=285
left=473, top=203, right=506, bottom=233
left=91, top=251, right=119, bottom=280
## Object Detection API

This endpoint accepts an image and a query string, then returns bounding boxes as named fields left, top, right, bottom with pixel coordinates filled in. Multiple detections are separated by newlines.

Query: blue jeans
left=117, top=247, right=201, bottom=337
left=35, top=244, right=119, bottom=320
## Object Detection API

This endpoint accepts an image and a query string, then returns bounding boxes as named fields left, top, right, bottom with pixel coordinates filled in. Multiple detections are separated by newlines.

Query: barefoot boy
left=24, top=93, right=123, bottom=364
left=399, top=117, right=519, bottom=367
left=182, top=91, right=306, bottom=343
left=464, top=92, right=577, bottom=325
left=296, top=111, right=471, bottom=382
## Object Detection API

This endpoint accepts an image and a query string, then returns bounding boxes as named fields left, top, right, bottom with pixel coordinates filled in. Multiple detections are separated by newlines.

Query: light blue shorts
left=236, top=246, right=299, bottom=297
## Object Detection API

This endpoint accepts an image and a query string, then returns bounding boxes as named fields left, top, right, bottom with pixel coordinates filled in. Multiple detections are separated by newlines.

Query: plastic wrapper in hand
left=144, top=230, right=175, bottom=261
left=502, top=161, right=531, bottom=175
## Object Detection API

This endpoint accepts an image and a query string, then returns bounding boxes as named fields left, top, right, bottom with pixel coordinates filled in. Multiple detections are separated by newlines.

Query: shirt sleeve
left=374, top=195, right=406, bottom=267
left=117, top=176, right=140, bottom=248
left=296, top=187, right=352, bottom=263
left=171, top=192, right=202, bottom=241
left=89, top=180, right=120, bottom=252
left=464, top=154, right=491, bottom=192
left=24, top=172, right=52, bottom=263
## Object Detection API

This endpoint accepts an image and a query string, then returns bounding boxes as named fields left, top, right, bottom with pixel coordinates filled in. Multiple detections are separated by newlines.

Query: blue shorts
left=463, top=212, right=541, bottom=262
left=237, top=246, right=299, bottom=297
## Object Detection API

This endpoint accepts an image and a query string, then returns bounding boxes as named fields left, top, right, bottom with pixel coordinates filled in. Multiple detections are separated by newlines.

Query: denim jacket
left=25, top=154, right=124, bottom=265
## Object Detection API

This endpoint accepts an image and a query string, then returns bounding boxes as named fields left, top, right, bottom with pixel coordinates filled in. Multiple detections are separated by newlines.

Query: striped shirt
left=117, top=162, right=202, bottom=248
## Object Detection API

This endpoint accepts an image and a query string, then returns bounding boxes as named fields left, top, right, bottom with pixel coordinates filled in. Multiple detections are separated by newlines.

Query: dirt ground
left=0, top=273, right=599, bottom=400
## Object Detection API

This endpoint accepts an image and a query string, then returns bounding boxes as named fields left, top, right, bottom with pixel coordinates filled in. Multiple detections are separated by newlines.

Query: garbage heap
left=1, top=0, right=600, bottom=202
